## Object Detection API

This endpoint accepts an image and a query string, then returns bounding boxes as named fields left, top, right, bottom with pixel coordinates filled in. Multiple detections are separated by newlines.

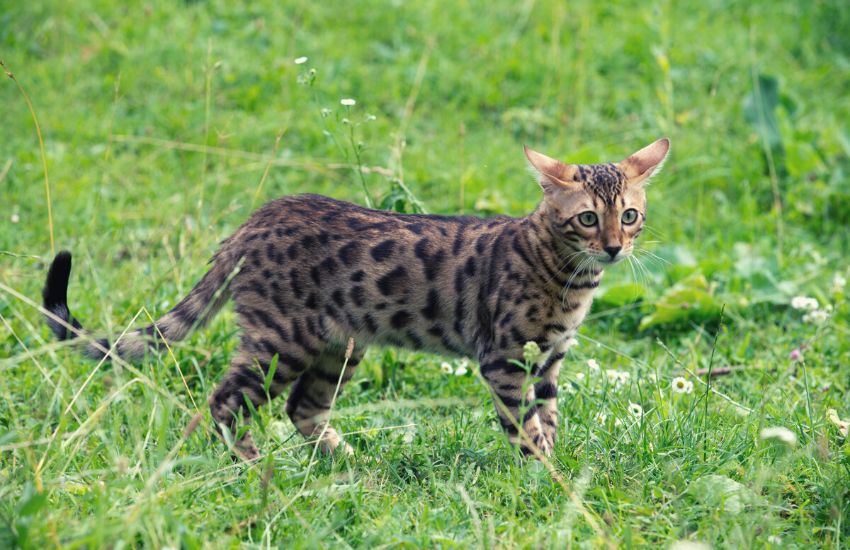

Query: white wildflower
left=575, top=372, right=586, bottom=382
left=759, top=426, right=798, bottom=447
left=455, top=357, right=469, bottom=376
left=523, top=341, right=541, bottom=364
left=606, top=369, right=630, bottom=387
left=440, top=362, right=453, bottom=374
left=614, top=418, right=623, bottom=428
left=628, top=402, right=643, bottom=418
left=827, top=409, right=849, bottom=437
left=790, top=296, right=819, bottom=311
left=294, top=56, right=308, bottom=65
left=671, top=376, right=693, bottom=394
left=587, top=358, right=600, bottom=371
left=320, top=108, right=331, bottom=118
left=802, top=309, right=830, bottom=324
left=645, top=372, right=657, bottom=384
left=670, top=542, right=712, bottom=550
left=595, top=412, right=607, bottom=425
left=340, top=98, right=356, bottom=106
left=11, top=213, right=19, bottom=224
left=832, top=273, right=847, bottom=293
left=560, top=382, right=576, bottom=395
left=767, top=535, right=781, bottom=544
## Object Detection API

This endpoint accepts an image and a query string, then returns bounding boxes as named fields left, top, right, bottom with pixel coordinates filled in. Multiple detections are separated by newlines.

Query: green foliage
left=1, top=0, right=849, bottom=548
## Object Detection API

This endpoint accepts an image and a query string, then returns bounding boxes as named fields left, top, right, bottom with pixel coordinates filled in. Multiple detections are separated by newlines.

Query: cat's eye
left=621, top=209, right=639, bottom=225
left=577, top=211, right=598, bottom=227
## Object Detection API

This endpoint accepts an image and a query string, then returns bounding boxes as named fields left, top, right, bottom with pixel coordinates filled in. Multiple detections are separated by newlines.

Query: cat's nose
left=604, top=245, right=622, bottom=259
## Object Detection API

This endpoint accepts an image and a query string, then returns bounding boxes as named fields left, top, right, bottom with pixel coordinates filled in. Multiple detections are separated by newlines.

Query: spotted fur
left=42, top=139, right=669, bottom=459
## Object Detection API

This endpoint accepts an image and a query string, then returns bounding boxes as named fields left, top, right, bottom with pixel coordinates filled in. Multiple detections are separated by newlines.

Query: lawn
left=2, top=0, right=849, bottom=547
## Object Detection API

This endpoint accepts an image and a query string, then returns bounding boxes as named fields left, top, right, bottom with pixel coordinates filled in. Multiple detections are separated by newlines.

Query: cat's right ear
left=524, top=146, right=579, bottom=194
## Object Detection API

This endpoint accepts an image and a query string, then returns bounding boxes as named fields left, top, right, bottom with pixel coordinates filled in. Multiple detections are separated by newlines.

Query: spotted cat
left=42, top=138, right=669, bottom=458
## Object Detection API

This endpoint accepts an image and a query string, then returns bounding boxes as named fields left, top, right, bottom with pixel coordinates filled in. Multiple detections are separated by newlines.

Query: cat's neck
left=521, top=203, right=604, bottom=298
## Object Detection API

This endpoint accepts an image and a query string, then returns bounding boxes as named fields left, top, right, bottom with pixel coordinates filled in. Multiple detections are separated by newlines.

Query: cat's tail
left=42, top=248, right=241, bottom=361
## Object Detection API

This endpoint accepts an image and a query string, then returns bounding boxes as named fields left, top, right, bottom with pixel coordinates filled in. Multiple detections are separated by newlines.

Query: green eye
left=621, top=209, right=639, bottom=225
left=577, top=211, right=598, bottom=227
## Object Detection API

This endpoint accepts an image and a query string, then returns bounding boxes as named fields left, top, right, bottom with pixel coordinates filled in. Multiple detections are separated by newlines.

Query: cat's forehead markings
left=575, top=163, right=625, bottom=206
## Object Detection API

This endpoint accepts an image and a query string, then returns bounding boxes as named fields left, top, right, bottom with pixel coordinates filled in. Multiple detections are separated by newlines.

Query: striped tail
left=42, top=249, right=240, bottom=361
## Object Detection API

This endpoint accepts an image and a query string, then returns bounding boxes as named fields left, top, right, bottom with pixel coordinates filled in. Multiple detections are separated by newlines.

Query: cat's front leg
left=534, top=342, right=568, bottom=452
left=479, top=352, right=550, bottom=457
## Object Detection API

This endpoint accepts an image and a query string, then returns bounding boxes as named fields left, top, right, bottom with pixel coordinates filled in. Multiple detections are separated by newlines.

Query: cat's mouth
left=592, top=253, right=628, bottom=266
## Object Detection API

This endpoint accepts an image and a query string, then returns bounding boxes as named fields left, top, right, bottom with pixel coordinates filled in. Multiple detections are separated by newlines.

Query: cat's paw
left=236, top=434, right=260, bottom=461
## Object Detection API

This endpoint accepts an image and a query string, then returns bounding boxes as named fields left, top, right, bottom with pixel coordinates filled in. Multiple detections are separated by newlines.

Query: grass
left=2, top=0, right=850, bottom=547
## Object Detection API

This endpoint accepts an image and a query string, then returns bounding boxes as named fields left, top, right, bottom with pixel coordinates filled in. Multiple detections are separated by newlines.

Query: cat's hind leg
left=286, top=346, right=363, bottom=455
left=209, top=334, right=313, bottom=460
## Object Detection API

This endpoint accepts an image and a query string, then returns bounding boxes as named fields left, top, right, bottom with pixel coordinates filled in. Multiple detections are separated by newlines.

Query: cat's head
left=524, top=138, right=669, bottom=265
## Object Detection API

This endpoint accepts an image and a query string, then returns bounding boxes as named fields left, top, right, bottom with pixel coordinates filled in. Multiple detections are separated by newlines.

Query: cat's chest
left=542, top=291, right=596, bottom=345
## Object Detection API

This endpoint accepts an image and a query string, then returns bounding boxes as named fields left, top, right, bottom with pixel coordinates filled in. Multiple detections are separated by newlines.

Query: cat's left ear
left=618, top=138, right=670, bottom=185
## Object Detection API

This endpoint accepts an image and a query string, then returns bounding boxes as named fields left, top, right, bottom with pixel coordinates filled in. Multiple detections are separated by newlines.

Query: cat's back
left=249, top=193, right=487, bottom=234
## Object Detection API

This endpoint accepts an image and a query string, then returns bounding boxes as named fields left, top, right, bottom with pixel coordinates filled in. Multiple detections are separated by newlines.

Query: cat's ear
left=524, top=146, right=579, bottom=194
left=619, top=138, right=670, bottom=185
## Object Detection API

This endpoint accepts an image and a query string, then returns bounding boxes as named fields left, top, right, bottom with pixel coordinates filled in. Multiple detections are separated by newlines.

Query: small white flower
left=10, top=213, right=19, bottom=224
left=523, top=341, right=541, bottom=364
left=458, top=357, right=470, bottom=369
left=671, top=376, right=693, bottom=394
left=628, top=402, right=643, bottom=418
left=827, top=409, right=849, bottom=437
left=802, top=309, right=830, bottom=325
left=594, top=412, right=607, bottom=425
left=440, top=362, right=453, bottom=374
left=340, top=98, right=356, bottom=106
left=645, top=372, right=658, bottom=384
left=605, top=369, right=630, bottom=387
left=575, top=372, right=586, bottom=382
left=365, top=114, right=377, bottom=121
left=760, top=426, right=798, bottom=447
left=454, top=365, right=468, bottom=376
left=670, top=542, right=711, bottom=550
left=832, top=273, right=847, bottom=293
left=790, top=296, right=819, bottom=311
left=294, top=56, right=308, bottom=65
left=560, top=383, right=576, bottom=395
left=767, top=535, right=781, bottom=544
left=587, top=359, right=600, bottom=371
left=614, top=418, right=623, bottom=428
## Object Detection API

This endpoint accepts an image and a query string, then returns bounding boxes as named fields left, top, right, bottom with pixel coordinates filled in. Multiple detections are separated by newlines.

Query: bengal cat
left=42, top=138, right=669, bottom=459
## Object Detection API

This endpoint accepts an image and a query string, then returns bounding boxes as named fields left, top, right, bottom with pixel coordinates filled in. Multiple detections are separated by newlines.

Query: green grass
left=2, top=0, right=850, bottom=547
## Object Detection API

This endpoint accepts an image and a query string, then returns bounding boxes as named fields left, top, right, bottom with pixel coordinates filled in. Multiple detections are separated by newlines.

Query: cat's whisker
left=635, top=248, right=670, bottom=268
left=541, top=246, right=585, bottom=290
left=626, top=256, right=640, bottom=287
left=631, top=254, right=652, bottom=287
